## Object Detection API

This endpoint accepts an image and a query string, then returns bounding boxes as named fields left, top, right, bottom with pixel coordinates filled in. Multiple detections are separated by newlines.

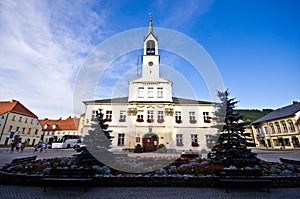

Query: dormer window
left=146, top=40, right=155, bottom=55
left=52, top=124, right=57, bottom=129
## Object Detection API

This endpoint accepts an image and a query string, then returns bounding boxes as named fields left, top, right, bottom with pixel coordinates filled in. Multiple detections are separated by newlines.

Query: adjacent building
left=0, top=100, right=42, bottom=146
left=39, top=116, right=80, bottom=143
left=82, top=16, right=218, bottom=153
left=252, top=101, right=300, bottom=149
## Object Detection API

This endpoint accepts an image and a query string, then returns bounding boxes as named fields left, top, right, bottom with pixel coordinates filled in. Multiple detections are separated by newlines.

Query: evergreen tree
left=211, top=90, right=260, bottom=168
left=78, top=109, right=115, bottom=165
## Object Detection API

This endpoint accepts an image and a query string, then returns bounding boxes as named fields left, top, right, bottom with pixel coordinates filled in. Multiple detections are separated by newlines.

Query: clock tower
left=128, top=15, right=172, bottom=102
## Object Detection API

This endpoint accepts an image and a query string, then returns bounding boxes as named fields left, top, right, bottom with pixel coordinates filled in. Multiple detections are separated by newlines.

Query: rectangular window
left=275, top=122, right=281, bottom=133
left=203, top=112, right=211, bottom=123
left=137, top=113, right=144, bottom=122
left=147, top=110, right=154, bottom=123
left=289, top=121, right=295, bottom=132
left=138, top=87, right=144, bottom=98
left=148, top=87, right=154, bottom=98
left=189, top=112, right=196, bottom=123
left=19, top=117, right=22, bottom=122
left=264, top=126, right=269, bottom=134
left=9, top=125, right=13, bottom=132
left=28, top=128, right=31, bottom=134
left=176, top=134, right=183, bottom=146
left=191, top=134, right=199, bottom=146
left=119, top=111, right=126, bottom=122
left=31, top=119, right=34, bottom=124
left=24, top=118, right=28, bottom=123
left=158, top=111, right=164, bottom=119
left=106, top=110, right=112, bottom=122
left=12, top=115, right=16, bottom=121
left=157, top=87, right=163, bottom=98
left=92, top=110, right=97, bottom=120
left=34, top=129, right=38, bottom=135
left=118, top=134, right=125, bottom=146
left=175, top=111, right=182, bottom=123
left=22, top=127, right=26, bottom=134
left=281, top=122, right=288, bottom=132
left=16, top=126, right=20, bottom=133
left=270, top=124, right=275, bottom=134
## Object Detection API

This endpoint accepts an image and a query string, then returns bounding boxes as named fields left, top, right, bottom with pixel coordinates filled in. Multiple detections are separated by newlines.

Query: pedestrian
left=42, top=143, right=47, bottom=153
left=33, top=144, right=39, bottom=154
left=21, top=142, right=26, bottom=152
left=16, top=142, right=21, bottom=152
left=10, top=140, right=15, bottom=153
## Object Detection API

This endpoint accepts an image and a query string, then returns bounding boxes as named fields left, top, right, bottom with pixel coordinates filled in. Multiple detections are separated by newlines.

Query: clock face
left=148, top=61, right=153, bottom=66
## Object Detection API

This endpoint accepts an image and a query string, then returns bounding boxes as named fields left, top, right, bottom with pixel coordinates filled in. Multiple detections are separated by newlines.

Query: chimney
left=293, top=101, right=299, bottom=104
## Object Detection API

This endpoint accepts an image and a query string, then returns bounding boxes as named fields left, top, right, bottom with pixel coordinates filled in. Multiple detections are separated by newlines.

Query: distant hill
left=234, top=109, right=273, bottom=123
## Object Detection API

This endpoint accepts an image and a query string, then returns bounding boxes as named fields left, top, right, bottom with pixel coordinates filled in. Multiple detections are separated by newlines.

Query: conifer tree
left=78, top=109, right=115, bottom=165
left=211, top=90, right=259, bottom=168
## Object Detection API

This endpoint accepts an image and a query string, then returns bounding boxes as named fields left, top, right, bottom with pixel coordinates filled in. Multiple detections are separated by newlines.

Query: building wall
left=252, top=112, right=300, bottom=149
left=83, top=102, right=218, bottom=152
left=0, top=112, right=42, bottom=146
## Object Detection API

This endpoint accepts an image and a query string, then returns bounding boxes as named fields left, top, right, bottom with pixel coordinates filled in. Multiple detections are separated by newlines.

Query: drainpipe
left=0, top=113, right=9, bottom=144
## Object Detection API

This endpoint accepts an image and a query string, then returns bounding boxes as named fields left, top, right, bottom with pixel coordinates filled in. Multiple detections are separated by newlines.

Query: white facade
left=83, top=16, right=218, bottom=153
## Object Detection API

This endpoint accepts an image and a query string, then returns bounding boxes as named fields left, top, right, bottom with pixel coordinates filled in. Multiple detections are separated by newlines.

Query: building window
left=28, top=128, right=31, bottom=134
left=191, top=134, right=199, bottom=147
left=146, top=40, right=155, bottom=55
left=35, top=129, right=38, bottom=135
left=157, top=111, right=164, bottom=123
left=275, top=122, right=281, bottom=133
left=138, top=87, right=144, bottom=98
left=92, top=110, right=97, bottom=121
left=106, top=110, right=112, bottom=122
left=119, top=111, right=126, bottom=122
left=19, top=117, right=22, bottom=122
left=16, top=126, right=20, bottom=133
left=9, top=125, right=13, bottom=132
left=12, top=115, right=16, bottom=121
left=147, top=110, right=154, bottom=123
left=118, top=134, right=125, bottom=146
left=288, top=121, right=295, bottom=132
left=203, top=112, right=211, bottom=123
left=264, top=126, right=269, bottom=134
left=189, top=112, right=197, bottom=123
left=22, top=127, right=26, bottom=134
left=24, top=118, right=28, bottom=123
left=157, top=88, right=163, bottom=98
left=136, top=114, right=144, bottom=122
left=175, top=111, right=182, bottom=123
left=148, top=87, right=154, bottom=98
left=176, top=134, right=183, bottom=146
left=269, top=123, right=275, bottom=134
left=31, top=119, right=34, bottom=124
left=281, top=122, right=288, bottom=133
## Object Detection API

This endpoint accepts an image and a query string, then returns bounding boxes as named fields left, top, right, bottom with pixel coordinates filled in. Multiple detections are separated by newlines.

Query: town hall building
left=82, top=16, right=218, bottom=153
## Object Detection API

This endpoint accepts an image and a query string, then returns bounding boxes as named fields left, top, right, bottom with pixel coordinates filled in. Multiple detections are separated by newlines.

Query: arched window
left=146, top=40, right=155, bottom=55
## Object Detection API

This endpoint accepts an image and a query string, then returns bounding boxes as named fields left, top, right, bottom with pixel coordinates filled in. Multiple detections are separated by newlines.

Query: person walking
left=10, top=140, right=15, bottom=153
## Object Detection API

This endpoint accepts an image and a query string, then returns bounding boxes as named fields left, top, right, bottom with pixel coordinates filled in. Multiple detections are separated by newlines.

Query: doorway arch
left=142, top=133, right=158, bottom=152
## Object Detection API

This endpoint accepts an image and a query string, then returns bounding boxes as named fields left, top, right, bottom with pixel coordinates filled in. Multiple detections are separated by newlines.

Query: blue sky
left=0, top=0, right=299, bottom=118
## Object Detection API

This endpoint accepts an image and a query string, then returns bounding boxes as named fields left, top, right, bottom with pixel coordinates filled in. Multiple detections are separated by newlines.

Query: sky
left=0, top=0, right=299, bottom=118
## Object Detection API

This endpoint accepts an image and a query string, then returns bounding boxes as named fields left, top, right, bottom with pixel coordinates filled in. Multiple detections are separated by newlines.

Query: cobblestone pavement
left=0, top=186, right=299, bottom=199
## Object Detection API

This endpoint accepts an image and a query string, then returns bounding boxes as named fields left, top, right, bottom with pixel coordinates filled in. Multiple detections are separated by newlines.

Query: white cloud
left=0, top=0, right=106, bottom=118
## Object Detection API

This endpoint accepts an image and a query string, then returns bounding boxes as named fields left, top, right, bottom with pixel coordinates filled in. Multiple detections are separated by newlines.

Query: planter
left=136, top=118, right=144, bottom=122
left=157, top=119, right=164, bottom=123
left=147, top=119, right=154, bottom=123
left=176, top=120, right=182, bottom=124
left=190, top=120, right=197, bottom=124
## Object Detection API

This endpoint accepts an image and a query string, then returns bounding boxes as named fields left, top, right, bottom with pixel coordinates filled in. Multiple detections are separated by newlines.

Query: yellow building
left=0, top=100, right=42, bottom=146
left=39, top=116, right=80, bottom=143
left=252, top=101, right=300, bottom=149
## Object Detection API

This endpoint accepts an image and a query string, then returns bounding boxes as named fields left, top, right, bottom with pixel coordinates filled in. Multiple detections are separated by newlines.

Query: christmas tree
left=211, top=90, right=259, bottom=168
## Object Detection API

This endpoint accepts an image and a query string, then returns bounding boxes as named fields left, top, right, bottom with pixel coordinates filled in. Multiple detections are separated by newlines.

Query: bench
left=280, top=158, right=300, bottom=166
left=42, top=168, right=96, bottom=192
left=2, top=156, right=37, bottom=170
left=215, top=169, right=272, bottom=193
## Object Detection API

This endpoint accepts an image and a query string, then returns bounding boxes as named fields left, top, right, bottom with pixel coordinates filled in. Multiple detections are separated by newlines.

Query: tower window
left=146, top=40, right=155, bottom=55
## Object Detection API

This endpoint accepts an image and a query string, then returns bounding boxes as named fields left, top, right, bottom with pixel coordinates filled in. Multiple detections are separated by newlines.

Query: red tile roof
left=0, top=100, right=38, bottom=118
left=40, top=117, right=80, bottom=131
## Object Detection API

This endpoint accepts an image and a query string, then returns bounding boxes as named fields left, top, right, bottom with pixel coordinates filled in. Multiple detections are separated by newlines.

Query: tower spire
left=148, top=12, right=154, bottom=34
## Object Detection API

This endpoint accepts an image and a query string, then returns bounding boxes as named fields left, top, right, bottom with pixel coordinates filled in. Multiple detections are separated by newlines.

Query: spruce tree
left=78, top=109, right=115, bottom=166
left=211, top=90, right=259, bottom=168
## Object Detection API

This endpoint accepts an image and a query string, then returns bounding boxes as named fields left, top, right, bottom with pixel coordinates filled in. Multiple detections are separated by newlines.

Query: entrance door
left=142, top=133, right=158, bottom=152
